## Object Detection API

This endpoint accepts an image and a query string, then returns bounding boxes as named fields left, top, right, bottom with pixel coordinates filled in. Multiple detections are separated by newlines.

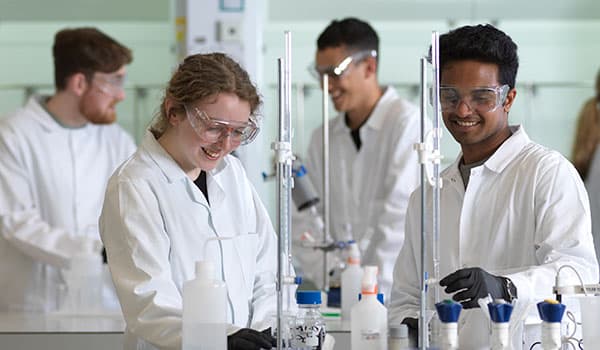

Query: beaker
left=578, top=295, right=600, bottom=347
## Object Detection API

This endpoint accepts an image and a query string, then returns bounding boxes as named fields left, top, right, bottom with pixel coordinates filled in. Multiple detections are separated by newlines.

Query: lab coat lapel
left=142, top=131, right=211, bottom=210
left=207, top=160, right=227, bottom=210
left=350, top=88, right=393, bottom=231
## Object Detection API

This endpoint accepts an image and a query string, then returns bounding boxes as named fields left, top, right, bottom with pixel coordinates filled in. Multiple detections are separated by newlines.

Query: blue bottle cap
left=327, top=287, right=341, bottom=307
left=294, top=276, right=303, bottom=285
left=294, top=165, right=307, bottom=177
left=296, top=290, right=322, bottom=305
left=537, top=300, right=566, bottom=323
left=488, top=301, right=514, bottom=323
left=435, top=299, right=462, bottom=323
left=358, top=293, right=384, bottom=305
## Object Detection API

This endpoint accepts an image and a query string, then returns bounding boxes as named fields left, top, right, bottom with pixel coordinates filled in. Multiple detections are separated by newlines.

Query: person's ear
left=503, top=88, right=517, bottom=113
left=164, top=98, right=183, bottom=125
left=364, top=56, right=378, bottom=79
left=66, top=73, right=89, bottom=97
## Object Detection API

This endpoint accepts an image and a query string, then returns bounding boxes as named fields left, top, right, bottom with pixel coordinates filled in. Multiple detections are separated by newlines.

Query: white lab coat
left=293, top=86, right=422, bottom=299
left=0, top=96, right=135, bottom=312
left=389, top=125, right=599, bottom=349
left=100, top=131, right=278, bottom=350
left=584, top=147, right=600, bottom=280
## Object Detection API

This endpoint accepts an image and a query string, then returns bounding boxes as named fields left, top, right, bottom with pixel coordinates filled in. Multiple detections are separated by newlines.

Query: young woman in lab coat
left=99, top=53, right=277, bottom=350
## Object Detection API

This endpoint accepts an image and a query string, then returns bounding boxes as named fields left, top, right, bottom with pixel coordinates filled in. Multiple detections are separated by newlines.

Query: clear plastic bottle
left=488, top=300, right=514, bottom=350
left=182, top=260, right=227, bottom=350
left=388, top=323, right=410, bottom=350
left=61, top=237, right=103, bottom=314
left=341, top=241, right=363, bottom=321
left=537, top=300, right=566, bottom=350
left=435, top=300, right=462, bottom=350
left=351, top=265, right=388, bottom=350
left=292, top=290, right=326, bottom=350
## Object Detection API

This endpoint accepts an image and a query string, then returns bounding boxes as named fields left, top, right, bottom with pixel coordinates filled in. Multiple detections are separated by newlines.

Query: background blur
left=1, top=0, right=599, bottom=217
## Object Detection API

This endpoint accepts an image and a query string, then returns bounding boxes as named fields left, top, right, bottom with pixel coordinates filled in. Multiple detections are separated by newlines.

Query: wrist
left=502, top=277, right=517, bottom=302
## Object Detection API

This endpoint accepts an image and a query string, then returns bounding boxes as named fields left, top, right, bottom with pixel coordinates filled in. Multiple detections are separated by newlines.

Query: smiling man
left=389, top=24, right=599, bottom=348
left=0, top=27, right=136, bottom=312
left=293, top=17, right=422, bottom=300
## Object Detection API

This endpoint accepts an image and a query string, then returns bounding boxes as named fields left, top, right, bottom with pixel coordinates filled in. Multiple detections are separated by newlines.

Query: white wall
left=261, top=19, right=600, bottom=172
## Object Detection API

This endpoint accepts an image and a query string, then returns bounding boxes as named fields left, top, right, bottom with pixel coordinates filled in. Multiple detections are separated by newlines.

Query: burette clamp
left=271, top=141, right=295, bottom=165
left=413, top=128, right=444, bottom=188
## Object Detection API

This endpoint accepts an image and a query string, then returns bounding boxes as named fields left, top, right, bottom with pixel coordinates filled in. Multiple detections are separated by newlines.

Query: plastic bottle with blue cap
left=435, top=299, right=462, bottom=349
left=536, top=299, right=565, bottom=350
left=292, top=290, right=326, bottom=350
left=351, top=265, right=387, bottom=350
left=488, top=299, right=514, bottom=350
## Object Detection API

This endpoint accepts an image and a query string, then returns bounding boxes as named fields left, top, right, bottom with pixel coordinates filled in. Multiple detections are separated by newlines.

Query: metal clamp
left=271, top=141, right=295, bottom=165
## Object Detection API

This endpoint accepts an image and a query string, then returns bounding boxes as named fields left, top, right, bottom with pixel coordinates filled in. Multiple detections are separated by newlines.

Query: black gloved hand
left=401, top=317, right=419, bottom=346
left=439, top=267, right=517, bottom=309
left=228, top=328, right=276, bottom=350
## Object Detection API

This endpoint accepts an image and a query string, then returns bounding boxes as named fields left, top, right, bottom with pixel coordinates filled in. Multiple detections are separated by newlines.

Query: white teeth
left=456, top=120, right=477, bottom=127
left=203, top=148, right=220, bottom=159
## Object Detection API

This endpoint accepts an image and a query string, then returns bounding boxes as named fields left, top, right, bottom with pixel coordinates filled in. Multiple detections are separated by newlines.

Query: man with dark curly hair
left=390, top=24, right=598, bottom=348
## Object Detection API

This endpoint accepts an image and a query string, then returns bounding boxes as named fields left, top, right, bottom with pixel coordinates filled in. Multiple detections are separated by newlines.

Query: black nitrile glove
left=402, top=317, right=419, bottom=345
left=439, top=267, right=517, bottom=309
left=228, top=328, right=276, bottom=350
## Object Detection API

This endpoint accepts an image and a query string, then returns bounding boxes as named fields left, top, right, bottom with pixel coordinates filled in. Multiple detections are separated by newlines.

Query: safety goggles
left=438, top=84, right=510, bottom=113
left=92, top=73, right=126, bottom=98
left=184, top=105, right=260, bottom=146
left=308, top=49, right=377, bottom=81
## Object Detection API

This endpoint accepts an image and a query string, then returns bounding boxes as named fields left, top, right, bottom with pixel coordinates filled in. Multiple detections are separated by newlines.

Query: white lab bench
left=0, top=312, right=350, bottom=350
left=0, top=312, right=124, bottom=350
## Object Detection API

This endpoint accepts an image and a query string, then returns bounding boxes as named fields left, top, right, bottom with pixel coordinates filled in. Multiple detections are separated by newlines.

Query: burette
left=417, top=31, right=443, bottom=349
left=273, top=31, right=296, bottom=350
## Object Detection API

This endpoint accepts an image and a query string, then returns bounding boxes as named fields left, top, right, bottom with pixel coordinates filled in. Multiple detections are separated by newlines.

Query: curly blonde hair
left=150, top=53, right=261, bottom=138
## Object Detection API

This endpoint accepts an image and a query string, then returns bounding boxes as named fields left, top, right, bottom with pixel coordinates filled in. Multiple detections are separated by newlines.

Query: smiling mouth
left=454, top=120, right=478, bottom=127
left=202, top=147, right=220, bottom=160
left=330, top=90, right=343, bottom=101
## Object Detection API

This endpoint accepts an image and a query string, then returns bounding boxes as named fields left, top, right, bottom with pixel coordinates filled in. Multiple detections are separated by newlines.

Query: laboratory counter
left=0, top=312, right=350, bottom=350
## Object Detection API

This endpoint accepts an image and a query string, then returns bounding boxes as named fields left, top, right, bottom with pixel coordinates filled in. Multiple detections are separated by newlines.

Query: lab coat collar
left=363, top=86, right=398, bottom=131
left=482, top=125, right=530, bottom=174
left=141, top=130, right=189, bottom=184
left=330, top=86, right=399, bottom=134
left=141, top=130, right=227, bottom=208
left=28, top=95, right=87, bottom=133
left=446, top=125, right=530, bottom=179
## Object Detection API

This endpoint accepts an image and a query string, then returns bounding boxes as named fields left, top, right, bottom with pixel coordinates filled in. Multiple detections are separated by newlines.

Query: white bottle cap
left=195, top=260, right=216, bottom=281
left=347, top=241, right=361, bottom=265
left=361, top=265, right=379, bottom=294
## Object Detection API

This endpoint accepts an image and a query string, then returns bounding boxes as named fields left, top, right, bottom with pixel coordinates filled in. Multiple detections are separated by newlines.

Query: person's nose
left=114, top=87, right=126, bottom=102
left=455, top=98, right=474, bottom=117
left=217, top=128, right=237, bottom=147
left=325, top=77, right=338, bottom=94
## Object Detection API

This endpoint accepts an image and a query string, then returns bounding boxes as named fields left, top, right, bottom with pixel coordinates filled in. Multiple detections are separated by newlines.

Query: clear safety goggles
left=308, top=49, right=377, bottom=81
left=184, top=105, right=260, bottom=146
left=438, top=84, right=510, bottom=113
left=92, top=73, right=126, bottom=98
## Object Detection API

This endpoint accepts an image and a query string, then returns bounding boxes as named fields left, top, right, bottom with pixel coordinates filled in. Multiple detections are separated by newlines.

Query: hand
left=401, top=317, right=418, bottom=345
left=228, top=328, right=276, bottom=350
left=439, top=267, right=516, bottom=309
